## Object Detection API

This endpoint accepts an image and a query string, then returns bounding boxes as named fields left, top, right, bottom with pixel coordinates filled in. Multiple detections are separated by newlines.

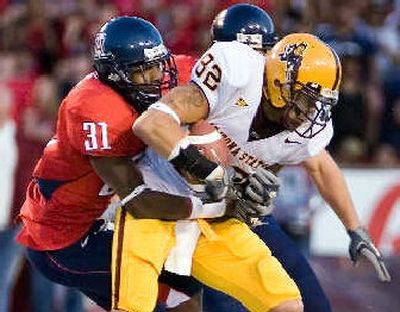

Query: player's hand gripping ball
left=187, top=120, right=277, bottom=225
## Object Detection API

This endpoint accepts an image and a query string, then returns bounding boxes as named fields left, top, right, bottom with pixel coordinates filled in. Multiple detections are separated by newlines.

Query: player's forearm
left=126, top=191, right=228, bottom=220
left=303, top=150, right=361, bottom=230
left=90, top=156, right=222, bottom=220
left=133, top=109, right=187, bottom=158
left=90, top=156, right=145, bottom=195
left=133, top=83, right=209, bottom=159
left=125, top=190, right=192, bottom=220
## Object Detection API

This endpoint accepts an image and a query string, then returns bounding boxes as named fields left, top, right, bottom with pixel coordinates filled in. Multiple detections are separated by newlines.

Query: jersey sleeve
left=64, top=93, right=143, bottom=157
left=190, top=42, right=253, bottom=114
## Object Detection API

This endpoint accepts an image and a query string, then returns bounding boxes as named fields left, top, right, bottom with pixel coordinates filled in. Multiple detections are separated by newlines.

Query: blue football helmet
left=93, top=16, right=177, bottom=112
left=211, top=3, right=277, bottom=50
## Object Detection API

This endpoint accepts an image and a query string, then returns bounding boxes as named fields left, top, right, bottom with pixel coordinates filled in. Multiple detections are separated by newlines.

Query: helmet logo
left=279, top=42, right=308, bottom=83
left=94, top=32, right=109, bottom=59
left=107, top=73, right=120, bottom=82
left=144, top=44, right=168, bottom=61
left=236, top=33, right=263, bottom=49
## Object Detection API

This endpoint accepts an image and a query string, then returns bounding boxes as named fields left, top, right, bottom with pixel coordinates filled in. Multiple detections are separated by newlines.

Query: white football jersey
left=191, top=41, right=265, bottom=145
left=139, top=41, right=333, bottom=192
left=191, top=41, right=334, bottom=173
left=131, top=42, right=335, bottom=277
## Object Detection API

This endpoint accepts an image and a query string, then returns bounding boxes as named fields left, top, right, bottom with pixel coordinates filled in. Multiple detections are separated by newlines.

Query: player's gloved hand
left=244, top=168, right=280, bottom=206
left=204, top=166, right=236, bottom=202
left=204, top=166, right=279, bottom=205
left=213, top=168, right=275, bottom=225
left=348, top=227, right=391, bottom=282
left=224, top=194, right=273, bottom=225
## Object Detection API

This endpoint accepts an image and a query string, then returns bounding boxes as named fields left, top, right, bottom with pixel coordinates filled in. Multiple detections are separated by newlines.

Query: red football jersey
left=17, top=73, right=145, bottom=250
left=174, top=54, right=197, bottom=85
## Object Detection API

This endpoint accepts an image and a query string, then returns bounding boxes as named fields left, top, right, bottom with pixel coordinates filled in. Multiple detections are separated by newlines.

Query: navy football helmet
left=93, top=16, right=177, bottom=112
left=211, top=3, right=277, bottom=50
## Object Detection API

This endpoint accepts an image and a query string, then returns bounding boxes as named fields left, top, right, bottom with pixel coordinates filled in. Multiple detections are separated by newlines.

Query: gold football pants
left=112, top=208, right=301, bottom=312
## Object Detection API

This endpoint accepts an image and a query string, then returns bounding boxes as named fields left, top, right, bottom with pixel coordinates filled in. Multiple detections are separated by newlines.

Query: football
left=188, top=119, right=229, bottom=166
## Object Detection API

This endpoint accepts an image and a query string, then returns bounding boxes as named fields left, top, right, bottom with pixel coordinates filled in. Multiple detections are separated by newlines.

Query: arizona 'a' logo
left=94, top=32, right=107, bottom=58
left=279, top=42, right=308, bottom=83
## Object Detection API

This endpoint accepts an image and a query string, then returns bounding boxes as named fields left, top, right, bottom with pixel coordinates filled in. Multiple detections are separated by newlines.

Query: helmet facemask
left=107, top=54, right=177, bottom=112
left=279, top=81, right=338, bottom=138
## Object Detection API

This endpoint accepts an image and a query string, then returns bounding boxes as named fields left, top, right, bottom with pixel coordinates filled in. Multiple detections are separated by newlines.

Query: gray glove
left=225, top=198, right=263, bottom=225
left=245, top=168, right=280, bottom=206
left=203, top=167, right=278, bottom=225
left=204, top=166, right=236, bottom=202
left=348, top=227, right=391, bottom=282
left=224, top=195, right=272, bottom=225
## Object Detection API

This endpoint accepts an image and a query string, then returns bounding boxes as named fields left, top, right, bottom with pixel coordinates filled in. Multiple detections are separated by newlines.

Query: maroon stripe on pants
left=113, top=208, right=127, bottom=309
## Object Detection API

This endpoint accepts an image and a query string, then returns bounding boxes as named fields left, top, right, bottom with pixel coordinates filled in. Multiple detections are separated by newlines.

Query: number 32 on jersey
left=83, top=121, right=111, bottom=151
left=194, top=53, right=222, bottom=91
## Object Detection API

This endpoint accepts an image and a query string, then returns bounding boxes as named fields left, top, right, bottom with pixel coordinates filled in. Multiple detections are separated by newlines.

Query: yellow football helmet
left=264, top=33, right=342, bottom=138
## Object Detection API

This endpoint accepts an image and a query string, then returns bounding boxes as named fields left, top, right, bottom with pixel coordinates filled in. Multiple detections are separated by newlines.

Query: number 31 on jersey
left=83, top=121, right=111, bottom=151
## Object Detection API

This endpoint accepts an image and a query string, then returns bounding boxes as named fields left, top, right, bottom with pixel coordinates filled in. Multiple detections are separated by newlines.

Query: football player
left=173, top=4, right=332, bottom=311
left=133, top=27, right=390, bottom=312
left=198, top=4, right=391, bottom=312
left=114, top=113, right=301, bottom=312
left=115, top=10, right=305, bottom=312
left=16, top=16, right=259, bottom=312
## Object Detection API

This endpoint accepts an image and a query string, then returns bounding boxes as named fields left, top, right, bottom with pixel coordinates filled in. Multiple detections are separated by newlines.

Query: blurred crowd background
left=0, top=0, right=399, bottom=311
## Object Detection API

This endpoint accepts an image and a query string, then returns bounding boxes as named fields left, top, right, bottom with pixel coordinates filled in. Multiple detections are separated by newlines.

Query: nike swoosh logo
left=81, top=236, right=89, bottom=248
left=284, top=138, right=302, bottom=144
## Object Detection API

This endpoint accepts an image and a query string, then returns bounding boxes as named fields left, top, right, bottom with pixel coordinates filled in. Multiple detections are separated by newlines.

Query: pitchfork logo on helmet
left=265, top=33, right=342, bottom=138
left=279, top=42, right=308, bottom=84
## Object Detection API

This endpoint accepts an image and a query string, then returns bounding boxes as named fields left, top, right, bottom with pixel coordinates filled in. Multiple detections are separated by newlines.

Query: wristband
left=148, top=101, right=181, bottom=124
left=188, top=196, right=226, bottom=219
